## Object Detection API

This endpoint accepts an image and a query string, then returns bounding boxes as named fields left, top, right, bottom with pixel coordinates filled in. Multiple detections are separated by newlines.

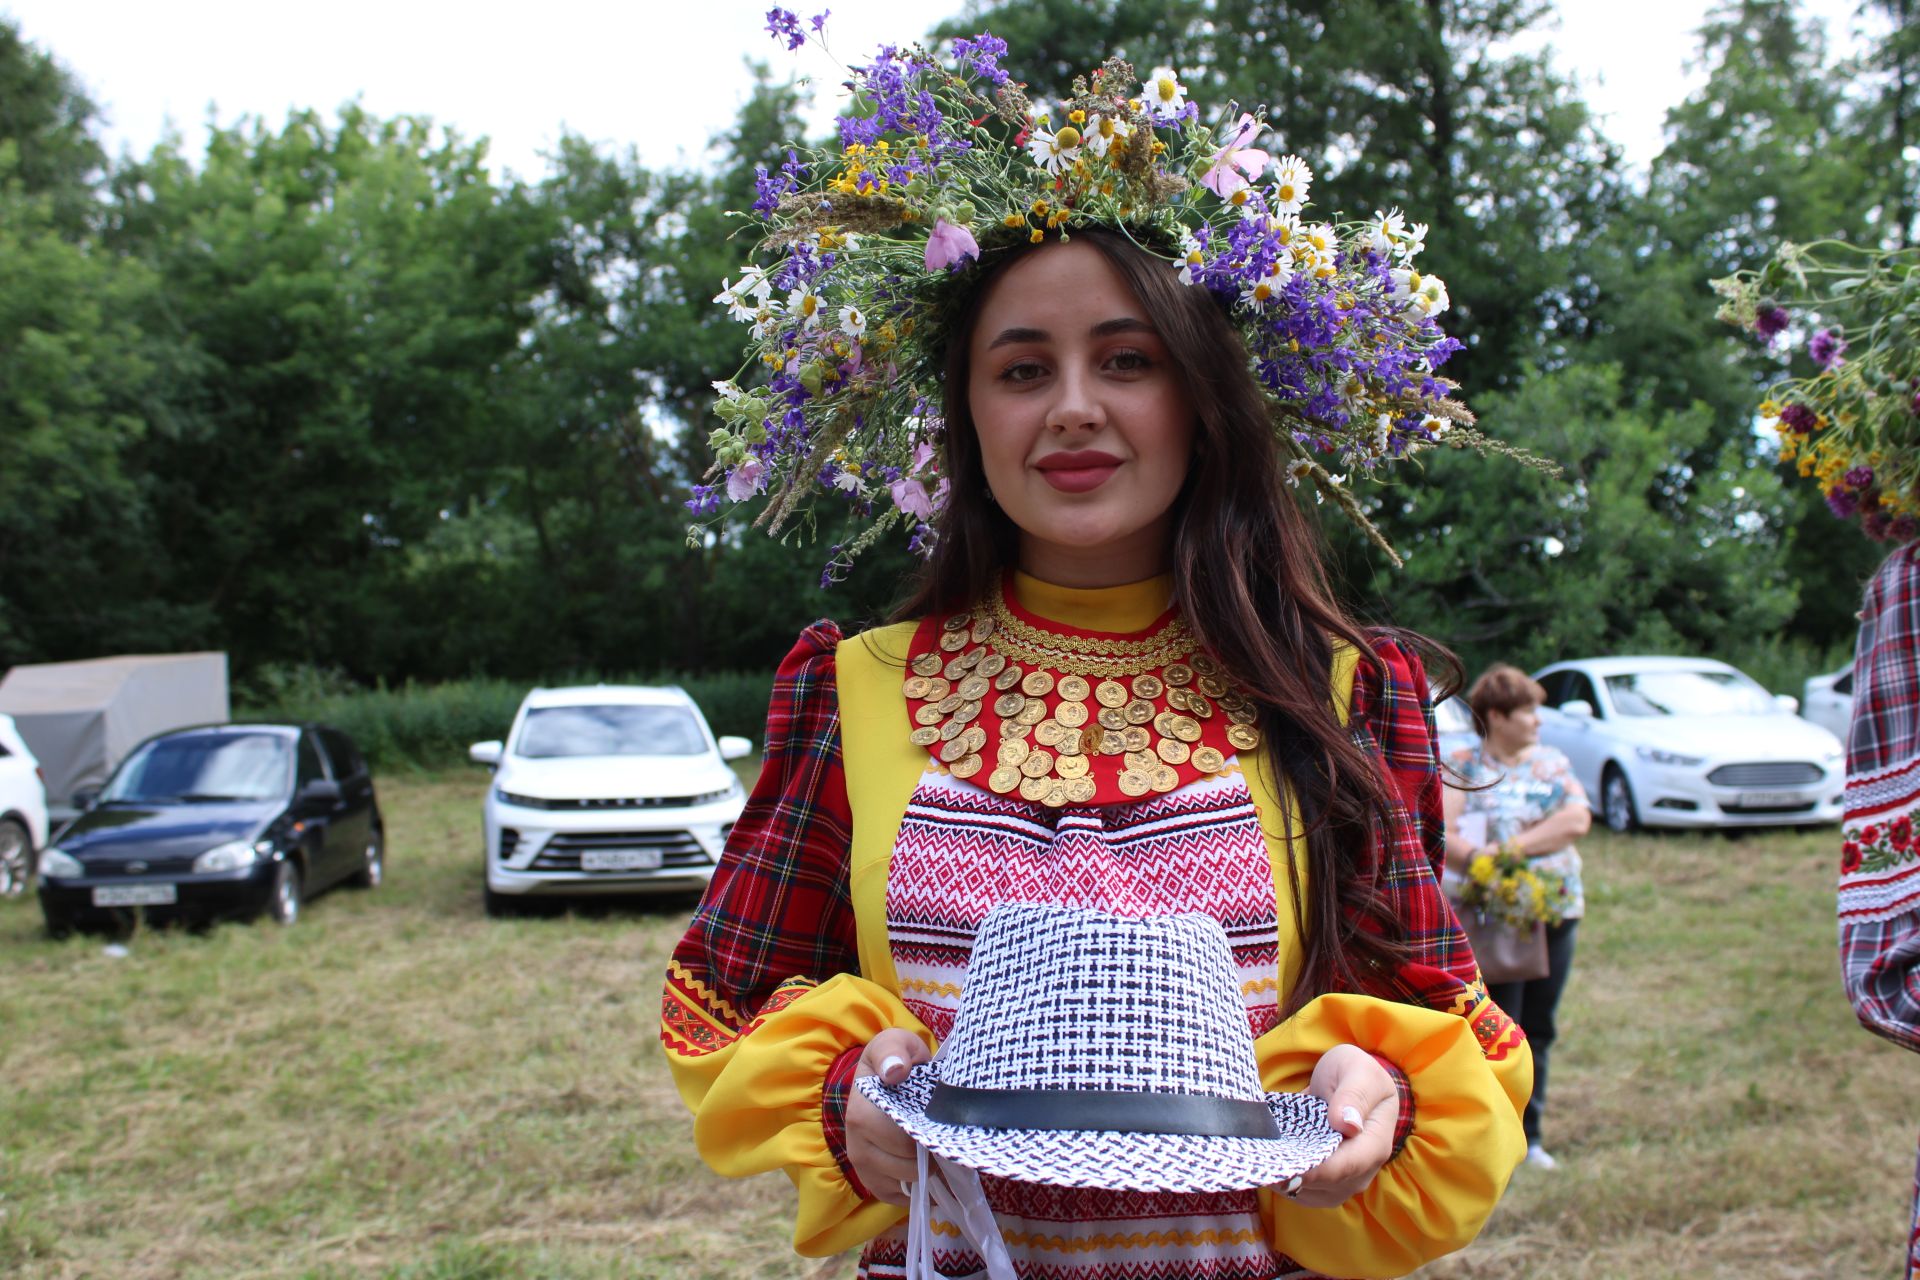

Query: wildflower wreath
left=695, top=13, right=1511, bottom=577
left=1714, top=242, right=1920, bottom=542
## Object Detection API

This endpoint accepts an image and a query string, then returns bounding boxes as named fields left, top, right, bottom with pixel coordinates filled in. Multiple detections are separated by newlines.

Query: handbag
left=1455, top=904, right=1549, bottom=984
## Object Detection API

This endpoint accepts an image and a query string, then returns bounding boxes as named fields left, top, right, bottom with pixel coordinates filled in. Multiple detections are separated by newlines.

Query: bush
left=240, top=670, right=775, bottom=771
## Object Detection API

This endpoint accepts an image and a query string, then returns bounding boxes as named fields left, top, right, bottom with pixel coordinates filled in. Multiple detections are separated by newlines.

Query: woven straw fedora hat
left=856, top=902, right=1341, bottom=1192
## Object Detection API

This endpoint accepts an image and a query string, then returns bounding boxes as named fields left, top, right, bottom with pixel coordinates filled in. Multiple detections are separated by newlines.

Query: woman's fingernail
left=881, top=1054, right=908, bottom=1079
left=1342, top=1105, right=1363, bottom=1129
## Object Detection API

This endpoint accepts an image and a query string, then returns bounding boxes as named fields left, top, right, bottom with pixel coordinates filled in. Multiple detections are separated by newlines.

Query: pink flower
left=726, top=457, right=769, bottom=501
left=924, top=218, right=980, bottom=271
left=890, top=476, right=934, bottom=519
left=1200, top=113, right=1271, bottom=199
left=910, top=439, right=938, bottom=473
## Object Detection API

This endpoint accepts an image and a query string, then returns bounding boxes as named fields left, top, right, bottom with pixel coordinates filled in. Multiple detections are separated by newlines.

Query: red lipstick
left=1035, top=450, right=1123, bottom=493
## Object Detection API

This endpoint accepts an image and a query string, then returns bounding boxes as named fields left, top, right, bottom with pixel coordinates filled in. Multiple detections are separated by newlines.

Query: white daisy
left=1285, top=458, right=1315, bottom=488
left=1144, top=66, right=1187, bottom=117
left=1400, top=221, right=1428, bottom=260
left=832, top=466, right=865, bottom=495
left=1084, top=113, right=1131, bottom=158
left=1176, top=228, right=1206, bottom=286
left=787, top=284, right=824, bottom=328
left=711, top=380, right=743, bottom=401
left=1269, top=155, right=1312, bottom=216
left=1026, top=126, right=1081, bottom=176
left=1240, top=254, right=1294, bottom=308
left=838, top=304, right=867, bottom=338
left=1414, top=272, right=1450, bottom=317
left=1369, top=209, right=1407, bottom=256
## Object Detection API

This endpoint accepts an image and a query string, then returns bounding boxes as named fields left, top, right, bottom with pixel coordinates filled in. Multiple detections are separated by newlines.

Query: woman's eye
left=1000, top=361, right=1047, bottom=383
left=1107, top=349, right=1152, bottom=372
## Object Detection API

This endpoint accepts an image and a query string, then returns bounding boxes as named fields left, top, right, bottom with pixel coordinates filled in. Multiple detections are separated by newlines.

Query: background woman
left=1442, top=663, right=1590, bottom=1171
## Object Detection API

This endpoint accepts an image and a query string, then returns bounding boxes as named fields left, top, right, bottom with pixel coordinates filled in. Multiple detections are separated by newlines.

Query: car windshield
left=1603, top=670, right=1777, bottom=718
left=515, top=705, right=707, bottom=758
left=102, top=733, right=293, bottom=802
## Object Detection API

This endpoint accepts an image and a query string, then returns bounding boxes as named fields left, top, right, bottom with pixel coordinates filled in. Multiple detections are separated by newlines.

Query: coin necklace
left=901, top=584, right=1264, bottom=807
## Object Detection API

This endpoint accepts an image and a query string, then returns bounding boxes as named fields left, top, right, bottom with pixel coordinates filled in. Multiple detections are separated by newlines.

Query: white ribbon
left=902, top=1145, right=1017, bottom=1280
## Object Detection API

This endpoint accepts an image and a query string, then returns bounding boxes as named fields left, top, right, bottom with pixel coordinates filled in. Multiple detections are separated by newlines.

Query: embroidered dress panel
left=873, top=763, right=1300, bottom=1278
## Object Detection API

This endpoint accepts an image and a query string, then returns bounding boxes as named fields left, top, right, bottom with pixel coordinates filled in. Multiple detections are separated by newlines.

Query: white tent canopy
left=0, top=653, right=229, bottom=806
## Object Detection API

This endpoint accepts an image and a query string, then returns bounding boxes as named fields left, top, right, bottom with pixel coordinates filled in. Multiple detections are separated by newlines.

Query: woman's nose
left=1044, top=364, right=1106, bottom=434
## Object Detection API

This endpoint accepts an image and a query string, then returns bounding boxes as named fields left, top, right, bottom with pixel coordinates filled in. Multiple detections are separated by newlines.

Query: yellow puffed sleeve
left=672, top=971, right=935, bottom=1256
left=1252, top=992, right=1531, bottom=1279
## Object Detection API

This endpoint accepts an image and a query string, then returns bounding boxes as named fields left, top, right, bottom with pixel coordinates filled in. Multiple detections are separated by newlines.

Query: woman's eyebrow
left=985, top=316, right=1158, bottom=350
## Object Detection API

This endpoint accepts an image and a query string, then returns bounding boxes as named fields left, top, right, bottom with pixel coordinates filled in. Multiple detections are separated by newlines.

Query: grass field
left=0, top=768, right=1911, bottom=1279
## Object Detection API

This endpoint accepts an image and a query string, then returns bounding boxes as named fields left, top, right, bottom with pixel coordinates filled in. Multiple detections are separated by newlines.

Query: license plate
left=580, top=849, right=663, bottom=872
left=93, top=884, right=177, bottom=907
left=1737, top=790, right=1805, bottom=808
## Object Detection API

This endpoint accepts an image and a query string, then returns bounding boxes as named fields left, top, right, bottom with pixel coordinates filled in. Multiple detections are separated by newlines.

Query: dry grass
left=0, top=775, right=1908, bottom=1278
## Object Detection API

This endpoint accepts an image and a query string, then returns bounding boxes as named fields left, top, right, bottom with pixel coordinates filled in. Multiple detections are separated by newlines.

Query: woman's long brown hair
left=892, top=228, right=1457, bottom=1011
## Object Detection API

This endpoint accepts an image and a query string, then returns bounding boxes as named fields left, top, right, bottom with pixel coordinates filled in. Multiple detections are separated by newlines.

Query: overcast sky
left=4, top=0, right=1876, bottom=181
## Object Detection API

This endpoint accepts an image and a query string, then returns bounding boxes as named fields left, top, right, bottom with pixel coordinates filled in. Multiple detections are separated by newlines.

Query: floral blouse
left=1446, top=743, right=1589, bottom=921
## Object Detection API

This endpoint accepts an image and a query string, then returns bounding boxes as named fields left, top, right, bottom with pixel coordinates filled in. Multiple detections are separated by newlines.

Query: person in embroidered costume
left=1720, top=241, right=1920, bottom=1277
left=662, top=21, right=1531, bottom=1279
left=1440, top=664, right=1589, bottom=1173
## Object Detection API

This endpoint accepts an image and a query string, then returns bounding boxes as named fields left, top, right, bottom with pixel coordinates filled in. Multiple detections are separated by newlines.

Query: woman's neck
left=1016, top=522, right=1173, bottom=589
left=1484, top=738, right=1529, bottom=766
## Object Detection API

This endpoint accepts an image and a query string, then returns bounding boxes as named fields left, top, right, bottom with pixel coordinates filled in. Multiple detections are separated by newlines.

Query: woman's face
left=965, top=240, right=1195, bottom=584
left=1486, top=702, right=1541, bottom=753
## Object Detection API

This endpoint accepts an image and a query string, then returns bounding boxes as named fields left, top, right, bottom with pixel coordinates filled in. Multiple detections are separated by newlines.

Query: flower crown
left=694, top=15, right=1485, bottom=578
left=1714, top=242, right=1920, bottom=543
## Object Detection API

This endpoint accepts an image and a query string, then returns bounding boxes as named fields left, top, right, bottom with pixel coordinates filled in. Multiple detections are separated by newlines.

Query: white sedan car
left=1802, top=663, right=1853, bottom=744
left=1533, top=656, right=1845, bottom=832
left=471, top=686, right=751, bottom=914
left=0, top=713, right=50, bottom=895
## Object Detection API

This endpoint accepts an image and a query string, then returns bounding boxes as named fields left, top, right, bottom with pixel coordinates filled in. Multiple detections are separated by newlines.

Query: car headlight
left=493, top=786, right=545, bottom=809
left=1635, top=746, right=1705, bottom=767
left=193, top=839, right=272, bottom=874
left=39, top=846, right=83, bottom=879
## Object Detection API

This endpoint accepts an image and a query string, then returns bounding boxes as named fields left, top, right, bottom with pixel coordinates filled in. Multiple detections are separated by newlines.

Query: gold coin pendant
left=1055, top=700, right=1089, bottom=729
left=1057, top=675, right=1091, bottom=702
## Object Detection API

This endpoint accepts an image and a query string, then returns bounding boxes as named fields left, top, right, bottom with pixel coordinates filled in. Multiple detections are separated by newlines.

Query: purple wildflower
left=1866, top=510, right=1894, bottom=540
left=686, top=485, right=723, bottom=516
left=1809, top=328, right=1847, bottom=369
left=811, top=9, right=830, bottom=34
left=1754, top=306, right=1790, bottom=342
left=1779, top=402, right=1818, bottom=434
left=1826, top=487, right=1861, bottom=519
left=1846, top=465, right=1875, bottom=490
left=1912, top=386, right=1920, bottom=416
left=765, top=7, right=805, bottom=49
left=1895, top=516, right=1920, bottom=543
left=950, top=32, right=1010, bottom=86
left=750, top=150, right=808, bottom=214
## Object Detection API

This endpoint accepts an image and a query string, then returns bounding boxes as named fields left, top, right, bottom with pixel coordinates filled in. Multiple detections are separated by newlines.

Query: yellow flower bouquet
left=1458, top=840, right=1568, bottom=931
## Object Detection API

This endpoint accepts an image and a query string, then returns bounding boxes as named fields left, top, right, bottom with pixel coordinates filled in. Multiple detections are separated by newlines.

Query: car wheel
left=268, top=859, right=303, bottom=926
left=1602, top=765, right=1638, bottom=833
left=350, top=824, right=384, bottom=889
left=0, top=817, right=33, bottom=897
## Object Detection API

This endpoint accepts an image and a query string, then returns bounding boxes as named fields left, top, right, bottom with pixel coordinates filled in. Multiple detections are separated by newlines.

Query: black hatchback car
left=37, top=723, right=384, bottom=935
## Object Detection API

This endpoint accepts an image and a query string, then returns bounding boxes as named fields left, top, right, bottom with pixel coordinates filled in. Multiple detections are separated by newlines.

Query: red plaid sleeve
left=1840, top=546, right=1920, bottom=1054
left=1348, top=636, right=1526, bottom=1152
left=661, top=621, right=865, bottom=1180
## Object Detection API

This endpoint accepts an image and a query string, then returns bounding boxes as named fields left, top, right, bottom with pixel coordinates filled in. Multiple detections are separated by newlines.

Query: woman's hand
left=1284, top=1044, right=1399, bottom=1209
left=845, top=1028, right=933, bottom=1206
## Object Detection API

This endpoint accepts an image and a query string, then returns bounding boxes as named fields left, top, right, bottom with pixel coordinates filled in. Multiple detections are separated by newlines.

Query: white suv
left=471, top=686, right=750, bottom=914
left=0, top=713, right=50, bottom=896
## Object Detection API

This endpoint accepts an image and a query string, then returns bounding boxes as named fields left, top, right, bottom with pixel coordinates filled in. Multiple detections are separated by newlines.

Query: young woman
left=662, top=227, right=1532, bottom=1278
